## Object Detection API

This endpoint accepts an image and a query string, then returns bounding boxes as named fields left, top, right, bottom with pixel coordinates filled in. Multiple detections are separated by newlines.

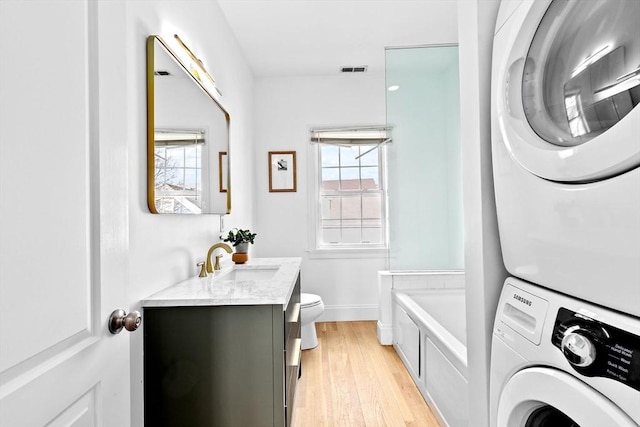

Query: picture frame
left=268, top=151, right=297, bottom=192
left=219, top=151, right=228, bottom=192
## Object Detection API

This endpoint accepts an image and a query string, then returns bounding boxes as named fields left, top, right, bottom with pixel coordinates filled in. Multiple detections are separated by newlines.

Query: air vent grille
left=340, top=66, right=368, bottom=73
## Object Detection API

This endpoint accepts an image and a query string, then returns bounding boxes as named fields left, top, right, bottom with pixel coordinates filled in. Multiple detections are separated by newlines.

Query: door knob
left=108, top=309, right=142, bottom=334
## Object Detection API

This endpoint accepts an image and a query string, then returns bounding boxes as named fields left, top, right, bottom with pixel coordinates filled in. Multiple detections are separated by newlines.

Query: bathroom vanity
left=142, top=258, right=301, bottom=427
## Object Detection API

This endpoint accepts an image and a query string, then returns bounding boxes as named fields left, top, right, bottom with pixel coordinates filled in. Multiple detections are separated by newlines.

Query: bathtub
left=393, top=289, right=468, bottom=427
left=377, top=270, right=464, bottom=344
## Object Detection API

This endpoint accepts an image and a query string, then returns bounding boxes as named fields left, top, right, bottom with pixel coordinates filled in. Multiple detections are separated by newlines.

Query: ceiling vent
left=340, top=66, right=368, bottom=73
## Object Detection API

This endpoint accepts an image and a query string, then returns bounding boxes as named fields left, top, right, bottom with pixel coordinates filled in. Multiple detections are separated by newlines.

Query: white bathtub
left=377, top=270, right=464, bottom=344
left=393, top=289, right=468, bottom=427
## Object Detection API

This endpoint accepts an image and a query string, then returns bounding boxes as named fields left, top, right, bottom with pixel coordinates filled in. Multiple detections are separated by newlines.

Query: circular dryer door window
left=496, top=367, right=636, bottom=427
left=496, top=0, right=640, bottom=182
left=524, top=0, right=639, bottom=148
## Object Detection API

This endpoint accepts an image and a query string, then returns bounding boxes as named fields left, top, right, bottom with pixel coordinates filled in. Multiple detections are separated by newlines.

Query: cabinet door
left=144, top=305, right=276, bottom=427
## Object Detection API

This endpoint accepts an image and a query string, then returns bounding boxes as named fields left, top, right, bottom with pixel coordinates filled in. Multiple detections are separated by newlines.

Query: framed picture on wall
left=268, top=151, right=297, bottom=192
left=219, top=151, right=228, bottom=192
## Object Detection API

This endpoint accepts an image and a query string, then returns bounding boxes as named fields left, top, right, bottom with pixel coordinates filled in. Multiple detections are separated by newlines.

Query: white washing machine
left=491, top=0, right=640, bottom=317
left=490, top=277, right=640, bottom=426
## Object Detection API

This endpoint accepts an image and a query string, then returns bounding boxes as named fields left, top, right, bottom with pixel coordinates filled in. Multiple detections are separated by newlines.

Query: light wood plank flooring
left=292, top=321, right=440, bottom=427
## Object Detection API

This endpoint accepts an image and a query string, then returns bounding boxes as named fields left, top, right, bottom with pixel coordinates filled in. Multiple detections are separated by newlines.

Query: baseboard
left=377, top=321, right=393, bottom=345
left=317, top=304, right=378, bottom=322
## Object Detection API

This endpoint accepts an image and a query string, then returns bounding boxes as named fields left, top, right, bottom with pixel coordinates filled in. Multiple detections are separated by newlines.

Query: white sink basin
left=222, top=267, right=279, bottom=282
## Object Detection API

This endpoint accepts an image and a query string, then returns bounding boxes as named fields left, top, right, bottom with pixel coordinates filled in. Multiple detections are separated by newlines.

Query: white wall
left=253, top=73, right=387, bottom=320
left=124, top=1, right=255, bottom=425
left=458, top=1, right=507, bottom=426
left=127, top=1, right=254, bottom=298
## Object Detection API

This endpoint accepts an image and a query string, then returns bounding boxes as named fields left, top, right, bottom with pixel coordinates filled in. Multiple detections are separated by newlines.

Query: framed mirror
left=147, top=35, right=231, bottom=214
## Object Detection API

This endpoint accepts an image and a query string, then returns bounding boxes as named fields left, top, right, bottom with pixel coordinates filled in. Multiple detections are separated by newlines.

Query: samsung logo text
left=513, top=294, right=532, bottom=306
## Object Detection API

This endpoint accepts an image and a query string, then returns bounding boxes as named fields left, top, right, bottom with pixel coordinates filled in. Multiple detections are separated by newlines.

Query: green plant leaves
left=223, top=228, right=257, bottom=246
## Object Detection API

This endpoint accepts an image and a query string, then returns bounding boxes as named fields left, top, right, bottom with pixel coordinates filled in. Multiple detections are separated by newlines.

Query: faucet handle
left=197, top=261, right=207, bottom=277
left=214, top=255, right=224, bottom=271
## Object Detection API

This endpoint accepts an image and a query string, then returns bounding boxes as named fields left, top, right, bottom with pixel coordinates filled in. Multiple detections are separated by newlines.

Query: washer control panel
left=552, top=307, right=640, bottom=391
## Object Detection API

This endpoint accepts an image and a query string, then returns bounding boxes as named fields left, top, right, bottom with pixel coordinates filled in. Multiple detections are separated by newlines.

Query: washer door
left=497, top=368, right=636, bottom=427
left=495, top=0, right=640, bottom=182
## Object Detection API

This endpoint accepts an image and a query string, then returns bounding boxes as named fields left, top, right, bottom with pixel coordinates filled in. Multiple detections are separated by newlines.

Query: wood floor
left=292, top=321, right=440, bottom=427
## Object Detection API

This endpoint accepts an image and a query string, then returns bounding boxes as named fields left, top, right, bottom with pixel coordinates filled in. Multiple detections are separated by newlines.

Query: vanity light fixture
left=387, top=85, right=400, bottom=91
left=174, top=34, right=216, bottom=86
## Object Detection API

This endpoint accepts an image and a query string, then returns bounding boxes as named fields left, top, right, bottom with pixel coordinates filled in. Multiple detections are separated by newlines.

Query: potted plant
left=223, top=228, right=257, bottom=263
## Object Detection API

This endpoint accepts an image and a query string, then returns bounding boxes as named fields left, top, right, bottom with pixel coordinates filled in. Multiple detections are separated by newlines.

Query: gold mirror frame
left=146, top=35, right=231, bottom=214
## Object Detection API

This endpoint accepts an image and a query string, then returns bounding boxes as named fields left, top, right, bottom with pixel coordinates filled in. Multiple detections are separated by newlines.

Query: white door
left=494, top=0, right=640, bottom=183
left=497, top=367, right=637, bottom=427
left=0, top=1, right=132, bottom=426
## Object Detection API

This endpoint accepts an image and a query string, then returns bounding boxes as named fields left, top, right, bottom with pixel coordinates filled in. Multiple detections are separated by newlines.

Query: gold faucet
left=206, top=243, right=233, bottom=273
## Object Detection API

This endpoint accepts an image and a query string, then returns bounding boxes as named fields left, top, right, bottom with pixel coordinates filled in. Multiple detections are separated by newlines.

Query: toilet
left=300, top=293, right=324, bottom=350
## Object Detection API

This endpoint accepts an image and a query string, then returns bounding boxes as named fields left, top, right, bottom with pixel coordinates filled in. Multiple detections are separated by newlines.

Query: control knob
left=561, top=326, right=596, bottom=367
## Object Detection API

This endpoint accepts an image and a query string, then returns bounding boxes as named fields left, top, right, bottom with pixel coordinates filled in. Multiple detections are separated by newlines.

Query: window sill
left=306, top=247, right=388, bottom=260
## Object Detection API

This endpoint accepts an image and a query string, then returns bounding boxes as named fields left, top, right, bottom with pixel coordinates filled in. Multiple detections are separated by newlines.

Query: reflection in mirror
left=147, top=35, right=231, bottom=214
left=154, top=129, right=205, bottom=213
left=522, top=0, right=640, bottom=147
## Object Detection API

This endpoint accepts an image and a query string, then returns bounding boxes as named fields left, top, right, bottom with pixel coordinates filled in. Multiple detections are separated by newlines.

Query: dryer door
left=495, top=0, right=640, bottom=183
left=497, top=367, right=637, bottom=427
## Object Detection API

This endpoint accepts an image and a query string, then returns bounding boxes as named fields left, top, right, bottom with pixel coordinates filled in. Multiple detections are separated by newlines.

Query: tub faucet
left=206, top=243, right=233, bottom=273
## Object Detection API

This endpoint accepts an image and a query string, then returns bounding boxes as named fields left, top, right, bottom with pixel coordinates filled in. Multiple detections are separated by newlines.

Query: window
left=154, top=130, right=205, bottom=214
left=312, top=128, right=389, bottom=250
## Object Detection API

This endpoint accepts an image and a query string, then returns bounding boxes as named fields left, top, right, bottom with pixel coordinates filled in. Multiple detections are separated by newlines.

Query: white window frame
left=307, top=127, right=389, bottom=259
left=154, top=129, right=206, bottom=214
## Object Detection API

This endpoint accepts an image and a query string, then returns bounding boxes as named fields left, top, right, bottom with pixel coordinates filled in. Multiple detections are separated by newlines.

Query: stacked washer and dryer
left=490, top=0, right=640, bottom=426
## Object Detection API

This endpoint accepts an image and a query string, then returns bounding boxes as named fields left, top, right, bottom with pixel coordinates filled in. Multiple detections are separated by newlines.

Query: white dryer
left=490, top=277, right=640, bottom=427
left=491, top=0, right=640, bottom=316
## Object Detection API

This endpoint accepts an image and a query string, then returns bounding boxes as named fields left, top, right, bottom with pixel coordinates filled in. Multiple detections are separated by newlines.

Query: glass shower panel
left=385, top=46, right=463, bottom=271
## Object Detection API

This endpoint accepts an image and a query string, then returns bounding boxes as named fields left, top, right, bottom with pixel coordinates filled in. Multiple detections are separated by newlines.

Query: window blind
left=310, top=126, right=392, bottom=145
left=155, top=129, right=205, bottom=146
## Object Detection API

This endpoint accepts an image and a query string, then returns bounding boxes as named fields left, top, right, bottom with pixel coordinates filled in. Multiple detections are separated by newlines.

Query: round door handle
left=109, top=309, right=142, bottom=334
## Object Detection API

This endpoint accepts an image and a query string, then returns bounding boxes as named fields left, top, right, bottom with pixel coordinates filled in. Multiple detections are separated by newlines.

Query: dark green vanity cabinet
left=144, top=275, right=301, bottom=427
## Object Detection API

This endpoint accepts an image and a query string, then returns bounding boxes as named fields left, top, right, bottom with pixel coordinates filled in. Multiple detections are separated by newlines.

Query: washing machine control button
left=553, top=307, right=640, bottom=391
left=561, top=328, right=597, bottom=367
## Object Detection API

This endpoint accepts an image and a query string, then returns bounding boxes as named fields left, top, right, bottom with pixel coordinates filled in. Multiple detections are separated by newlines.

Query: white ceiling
left=216, top=0, right=459, bottom=77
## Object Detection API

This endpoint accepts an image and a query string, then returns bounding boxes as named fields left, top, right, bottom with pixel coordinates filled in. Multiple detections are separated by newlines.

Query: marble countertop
left=141, top=257, right=301, bottom=308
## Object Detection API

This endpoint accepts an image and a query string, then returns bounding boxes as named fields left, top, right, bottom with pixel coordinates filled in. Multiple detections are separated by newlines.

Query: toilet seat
left=301, top=293, right=322, bottom=308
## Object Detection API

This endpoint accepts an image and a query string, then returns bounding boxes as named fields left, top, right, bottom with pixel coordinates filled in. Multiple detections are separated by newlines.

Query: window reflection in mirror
left=154, top=129, right=204, bottom=214
left=147, top=36, right=230, bottom=214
